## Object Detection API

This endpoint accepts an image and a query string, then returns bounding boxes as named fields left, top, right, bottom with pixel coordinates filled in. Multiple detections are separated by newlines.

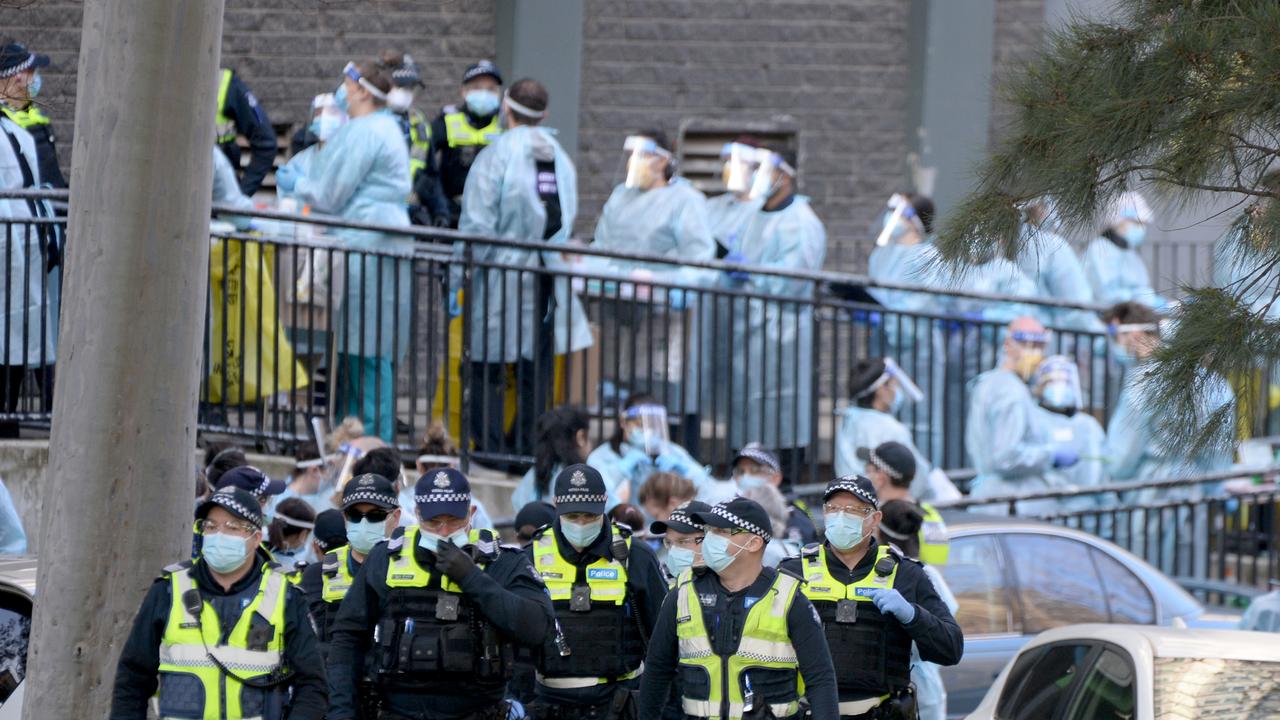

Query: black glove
left=435, top=539, right=478, bottom=584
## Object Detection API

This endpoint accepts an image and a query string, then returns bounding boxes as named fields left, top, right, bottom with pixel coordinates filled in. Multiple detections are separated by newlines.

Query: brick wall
left=576, top=0, right=913, bottom=272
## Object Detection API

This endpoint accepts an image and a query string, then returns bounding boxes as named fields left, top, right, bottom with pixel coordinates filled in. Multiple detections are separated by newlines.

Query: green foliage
left=937, top=0, right=1280, bottom=453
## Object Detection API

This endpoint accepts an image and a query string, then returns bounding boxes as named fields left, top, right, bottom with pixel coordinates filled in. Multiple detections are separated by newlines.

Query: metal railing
left=925, top=466, right=1280, bottom=590
left=3, top=188, right=1273, bottom=486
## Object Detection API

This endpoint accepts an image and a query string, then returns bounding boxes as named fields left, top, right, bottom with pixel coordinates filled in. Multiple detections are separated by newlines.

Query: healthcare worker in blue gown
left=1102, top=302, right=1233, bottom=576
left=966, top=317, right=1081, bottom=515
left=1032, top=354, right=1109, bottom=529
left=457, top=78, right=592, bottom=459
left=1083, top=191, right=1170, bottom=311
left=833, top=357, right=938, bottom=499
left=704, top=139, right=764, bottom=253
left=589, top=130, right=716, bottom=451
left=714, top=146, right=826, bottom=466
left=1015, top=198, right=1104, bottom=332
left=275, top=59, right=411, bottom=442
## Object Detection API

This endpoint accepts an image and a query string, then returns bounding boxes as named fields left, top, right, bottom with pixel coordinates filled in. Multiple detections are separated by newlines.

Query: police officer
left=649, top=499, right=710, bottom=583
left=215, top=67, right=278, bottom=196
left=378, top=50, right=448, bottom=227
left=328, top=467, right=553, bottom=720
left=110, top=487, right=327, bottom=719
left=424, top=60, right=503, bottom=227
left=731, top=443, right=818, bottom=545
left=637, top=497, right=839, bottom=719
left=298, top=474, right=399, bottom=649
left=859, top=442, right=949, bottom=565
left=527, top=463, right=667, bottom=719
left=0, top=42, right=64, bottom=188
left=779, top=477, right=963, bottom=719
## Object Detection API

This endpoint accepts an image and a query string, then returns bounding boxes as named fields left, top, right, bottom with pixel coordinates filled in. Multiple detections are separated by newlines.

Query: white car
left=965, top=624, right=1280, bottom=719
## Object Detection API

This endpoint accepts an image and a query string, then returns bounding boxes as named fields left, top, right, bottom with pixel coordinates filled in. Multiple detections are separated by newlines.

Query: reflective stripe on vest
left=799, top=544, right=899, bottom=602
left=0, top=105, right=49, bottom=129
left=321, top=546, right=356, bottom=602
left=408, top=110, right=431, bottom=175
left=533, top=530, right=630, bottom=604
left=215, top=69, right=235, bottom=144
left=443, top=111, right=499, bottom=149
left=157, top=564, right=288, bottom=720
left=675, top=571, right=801, bottom=720
left=918, top=503, right=950, bottom=566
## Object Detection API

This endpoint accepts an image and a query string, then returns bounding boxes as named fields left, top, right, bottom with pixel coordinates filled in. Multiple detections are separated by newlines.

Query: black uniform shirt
left=218, top=71, right=277, bottom=196
left=109, top=551, right=327, bottom=720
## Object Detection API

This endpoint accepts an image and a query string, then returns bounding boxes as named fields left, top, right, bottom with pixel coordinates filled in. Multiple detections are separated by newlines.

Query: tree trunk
left=22, top=1, right=224, bottom=717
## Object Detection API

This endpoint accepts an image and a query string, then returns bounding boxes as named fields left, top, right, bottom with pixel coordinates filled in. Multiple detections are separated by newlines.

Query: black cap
left=215, top=466, right=286, bottom=497
left=197, top=487, right=266, bottom=530
left=857, top=442, right=916, bottom=485
left=414, top=467, right=471, bottom=520
left=0, top=43, right=49, bottom=78
left=514, top=501, right=557, bottom=534
left=390, top=55, right=423, bottom=88
left=650, top=500, right=710, bottom=535
left=462, top=60, right=502, bottom=85
left=850, top=358, right=889, bottom=400
left=691, top=498, right=773, bottom=543
left=823, top=475, right=879, bottom=509
left=553, top=464, right=608, bottom=515
left=341, top=473, right=399, bottom=510
left=313, top=509, right=348, bottom=552
left=732, top=443, right=780, bottom=474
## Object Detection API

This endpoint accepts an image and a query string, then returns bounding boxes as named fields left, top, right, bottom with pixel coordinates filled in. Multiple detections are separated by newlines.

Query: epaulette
left=387, top=534, right=407, bottom=556
left=777, top=564, right=806, bottom=582
left=161, top=559, right=194, bottom=578
left=885, top=544, right=921, bottom=566
left=322, top=551, right=341, bottom=577
left=473, top=529, right=500, bottom=562
left=442, top=104, right=459, bottom=114
left=800, top=542, right=822, bottom=558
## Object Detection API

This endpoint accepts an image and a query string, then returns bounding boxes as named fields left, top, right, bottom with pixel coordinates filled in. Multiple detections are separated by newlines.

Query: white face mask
left=387, top=87, right=415, bottom=113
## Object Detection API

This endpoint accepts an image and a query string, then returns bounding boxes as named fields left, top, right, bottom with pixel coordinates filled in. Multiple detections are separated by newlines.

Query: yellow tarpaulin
left=207, top=238, right=310, bottom=404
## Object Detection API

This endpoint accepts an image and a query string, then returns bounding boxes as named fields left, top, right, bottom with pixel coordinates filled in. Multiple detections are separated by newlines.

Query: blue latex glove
left=1052, top=445, right=1080, bottom=469
left=655, top=452, right=691, bottom=476
left=447, top=289, right=463, bottom=319
left=618, top=448, right=650, bottom=477
left=724, top=252, right=751, bottom=284
left=275, top=165, right=298, bottom=194
left=864, top=588, right=916, bottom=624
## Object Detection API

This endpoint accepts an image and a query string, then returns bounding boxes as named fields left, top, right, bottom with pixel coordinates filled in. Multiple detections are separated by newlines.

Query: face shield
left=1031, top=355, right=1082, bottom=413
left=853, top=358, right=925, bottom=405
left=1008, top=328, right=1050, bottom=380
left=746, top=150, right=795, bottom=201
left=721, top=143, right=761, bottom=195
left=342, top=61, right=388, bottom=103
left=623, top=403, right=670, bottom=456
left=623, top=135, right=671, bottom=190
left=875, top=193, right=926, bottom=247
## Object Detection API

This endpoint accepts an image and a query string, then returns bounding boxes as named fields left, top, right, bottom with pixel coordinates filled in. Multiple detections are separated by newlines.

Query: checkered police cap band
left=868, top=450, right=902, bottom=482
left=709, top=504, right=771, bottom=543
left=827, top=476, right=879, bottom=509
left=0, top=55, right=35, bottom=79
left=555, top=492, right=608, bottom=505
left=344, top=489, right=397, bottom=507
left=668, top=505, right=701, bottom=528
left=416, top=492, right=470, bottom=504
left=211, top=490, right=263, bottom=528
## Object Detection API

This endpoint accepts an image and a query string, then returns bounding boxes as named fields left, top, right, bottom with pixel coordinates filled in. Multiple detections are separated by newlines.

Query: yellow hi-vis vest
left=918, top=503, right=950, bottom=566
left=0, top=105, right=49, bottom=129
left=533, top=530, right=630, bottom=606
left=215, top=69, right=236, bottom=144
left=408, top=109, right=431, bottom=177
left=384, top=526, right=478, bottom=592
left=321, top=545, right=356, bottom=602
left=799, top=544, right=900, bottom=604
left=157, top=563, right=288, bottom=720
left=443, top=110, right=499, bottom=149
left=675, top=570, right=802, bottom=720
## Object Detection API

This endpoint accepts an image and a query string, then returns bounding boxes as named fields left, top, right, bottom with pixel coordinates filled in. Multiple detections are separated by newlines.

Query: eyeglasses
left=823, top=503, right=875, bottom=518
left=664, top=536, right=703, bottom=549
left=707, top=527, right=749, bottom=538
left=199, top=519, right=258, bottom=538
left=345, top=508, right=391, bottom=524
left=420, top=515, right=468, bottom=534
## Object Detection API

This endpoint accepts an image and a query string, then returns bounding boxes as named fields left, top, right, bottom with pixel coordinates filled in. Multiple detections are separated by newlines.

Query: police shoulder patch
left=777, top=565, right=806, bottom=583
left=161, top=560, right=194, bottom=577
left=387, top=535, right=406, bottom=552
left=800, top=542, right=822, bottom=558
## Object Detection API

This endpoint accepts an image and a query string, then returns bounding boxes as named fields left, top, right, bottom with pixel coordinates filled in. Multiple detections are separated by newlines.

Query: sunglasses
left=345, top=507, right=391, bottom=523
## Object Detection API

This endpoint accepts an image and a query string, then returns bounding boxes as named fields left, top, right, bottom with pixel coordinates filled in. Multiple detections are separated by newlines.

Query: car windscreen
left=1154, top=657, right=1280, bottom=717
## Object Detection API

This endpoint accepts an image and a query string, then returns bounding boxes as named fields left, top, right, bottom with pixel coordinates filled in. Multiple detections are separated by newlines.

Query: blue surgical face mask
left=465, top=89, right=501, bottom=117
left=346, top=518, right=386, bottom=555
left=665, top=545, right=697, bottom=577
left=312, top=113, right=343, bottom=141
left=736, top=473, right=769, bottom=490
left=1113, top=342, right=1135, bottom=367
left=202, top=532, right=251, bottom=573
left=334, top=84, right=350, bottom=113
left=1121, top=223, right=1147, bottom=249
left=701, top=531, right=747, bottom=573
left=887, top=386, right=905, bottom=415
left=417, top=527, right=470, bottom=554
left=27, top=73, right=41, bottom=100
left=881, top=211, right=908, bottom=242
left=824, top=512, right=865, bottom=550
left=560, top=516, right=604, bottom=549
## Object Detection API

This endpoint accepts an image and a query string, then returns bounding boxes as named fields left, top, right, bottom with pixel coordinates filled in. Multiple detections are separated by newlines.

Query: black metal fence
left=3, top=189, right=1274, bottom=488
left=934, top=467, right=1280, bottom=592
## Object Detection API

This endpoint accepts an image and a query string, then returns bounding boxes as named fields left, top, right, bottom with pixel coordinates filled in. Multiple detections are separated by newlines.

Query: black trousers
left=0, top=364, right=52, bottom=438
